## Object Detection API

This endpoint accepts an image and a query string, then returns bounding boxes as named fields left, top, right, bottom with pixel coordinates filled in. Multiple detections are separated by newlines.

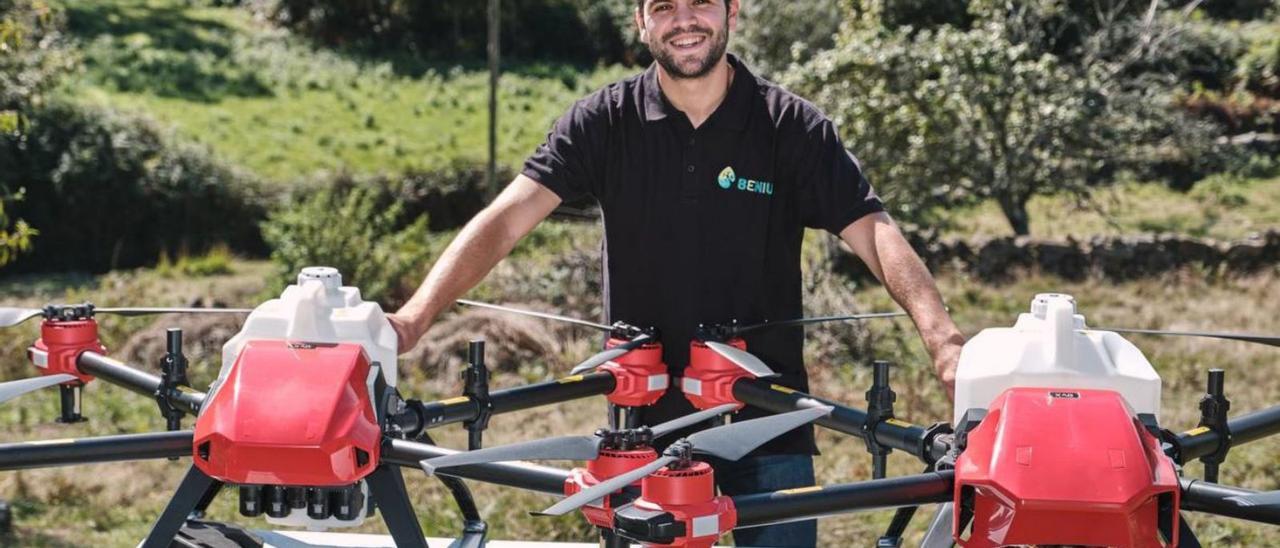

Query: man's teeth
left=673, top=36, right=705, bottom=47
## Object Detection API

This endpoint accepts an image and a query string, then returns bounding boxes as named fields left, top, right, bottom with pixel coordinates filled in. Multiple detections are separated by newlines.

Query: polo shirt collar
left=642, top=53, right=756, bottom=131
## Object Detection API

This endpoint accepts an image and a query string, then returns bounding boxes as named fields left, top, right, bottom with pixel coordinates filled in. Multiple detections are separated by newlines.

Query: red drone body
left=564, top=448, right=659, bottom=528
left=193, top=340, right=382, bottom=486
left=625, top=461, right=736, bottom=548
left=600, top=337, right=668, bottom=408
left=27, top=318, right=105, bottom=385
left=954, top=388, right=1181, bottom=547
left=682, top=338, right=752, bottom=410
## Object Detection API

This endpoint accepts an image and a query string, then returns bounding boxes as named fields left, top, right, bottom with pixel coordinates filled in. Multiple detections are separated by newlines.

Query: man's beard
left=648, top=23, right=729, bottom=80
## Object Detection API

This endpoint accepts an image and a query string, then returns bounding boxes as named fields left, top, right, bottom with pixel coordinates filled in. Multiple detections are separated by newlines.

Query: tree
left=786, top=0, right=1223, bottom=235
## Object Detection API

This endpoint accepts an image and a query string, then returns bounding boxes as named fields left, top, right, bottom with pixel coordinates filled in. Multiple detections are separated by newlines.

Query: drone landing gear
left=366, top=464, right=431, bottom=548
left=141, top=466, right=223, bottom=548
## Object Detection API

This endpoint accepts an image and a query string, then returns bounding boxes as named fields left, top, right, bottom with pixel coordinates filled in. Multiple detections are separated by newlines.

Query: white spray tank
left=219, top=267, right=399, bottom=387
left=952, top=293, right=1162, bottom=424
left=212, top=267, right=398, bottom=530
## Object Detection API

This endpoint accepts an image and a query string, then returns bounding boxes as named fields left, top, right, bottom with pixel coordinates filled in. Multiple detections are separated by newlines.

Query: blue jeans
left=712, top=454, right=817, bottom=547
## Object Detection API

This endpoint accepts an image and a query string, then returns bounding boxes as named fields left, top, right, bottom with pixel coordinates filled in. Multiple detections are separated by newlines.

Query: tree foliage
left=787, top=0, right=1224, bottom=235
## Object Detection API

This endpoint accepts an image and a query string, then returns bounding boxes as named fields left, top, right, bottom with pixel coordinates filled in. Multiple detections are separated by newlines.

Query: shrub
left=733, top=0, right=842, bottom=77
left=260, top=184, right=435, bottom=307
left=1, top=100, right=268, bottom=273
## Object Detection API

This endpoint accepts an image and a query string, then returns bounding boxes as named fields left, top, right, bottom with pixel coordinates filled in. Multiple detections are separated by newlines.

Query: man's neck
left=657, top=58, right=734, bottom=129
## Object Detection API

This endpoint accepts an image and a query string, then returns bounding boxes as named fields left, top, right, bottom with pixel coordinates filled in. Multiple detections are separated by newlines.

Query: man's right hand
left=386, top=312, right=423, bottom=355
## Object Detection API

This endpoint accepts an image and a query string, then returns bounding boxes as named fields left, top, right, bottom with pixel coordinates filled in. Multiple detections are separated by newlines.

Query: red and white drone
left=0, top=268, right=1276, bottom=548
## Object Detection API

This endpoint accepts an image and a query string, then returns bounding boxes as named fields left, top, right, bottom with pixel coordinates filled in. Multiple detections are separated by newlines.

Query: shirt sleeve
left=521, top=98, right=605, bottom=202
left=796, top=120, right=885, bottom=234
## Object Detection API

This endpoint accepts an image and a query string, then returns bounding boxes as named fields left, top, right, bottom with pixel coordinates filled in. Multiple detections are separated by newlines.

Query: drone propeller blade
left=535, top=455, right=677, bottom=517
left=421, top=435, right=603, bottom=474
left=705, top=341, right=778, bottom=378
left=1098, top=327, right=1280, bottom=348
left=0, top=374, right=78, bottom=404
left=1227, top=490, right=1280, bottom=509
left=735, top=311, right=908, bottom=335
left=569, top=333, right=654, bottom=375
left=687, top=405, right=833, bottom=462
left=95, top=307, right=253, bottom=317
left=456, top=299, right=613, bottom=331
left=0, top=307, right=43, bottom=328
left=650, top=403, right=740, bottom=439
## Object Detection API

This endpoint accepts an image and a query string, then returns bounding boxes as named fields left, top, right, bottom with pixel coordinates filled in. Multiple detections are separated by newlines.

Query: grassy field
left=942, top=174, right=1280, bottom=240
left=61, top=0, right=629, bottom=182
left=0, top=233, right=1277, bottom=546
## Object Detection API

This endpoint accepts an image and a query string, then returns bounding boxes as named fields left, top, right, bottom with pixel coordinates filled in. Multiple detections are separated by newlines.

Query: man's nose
left=671, top=2, right=700, bottom=27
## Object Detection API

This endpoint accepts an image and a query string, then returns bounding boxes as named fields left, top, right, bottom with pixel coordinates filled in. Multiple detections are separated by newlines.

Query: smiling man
left=389, top=1, right=965, bottom=545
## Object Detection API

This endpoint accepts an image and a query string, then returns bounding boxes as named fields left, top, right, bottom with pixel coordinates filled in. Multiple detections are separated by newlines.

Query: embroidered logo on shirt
left=716, top=166, right=774, bottom=196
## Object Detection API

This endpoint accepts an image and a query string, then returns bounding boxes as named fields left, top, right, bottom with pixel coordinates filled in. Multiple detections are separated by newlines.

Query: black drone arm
left=403, top=371, right=616, bottom=434
left=732, top=470, right=955, bottom=529
left=78, top=351, right=206, bottom=415
left=382, top=438, right=570, bottom=496
left=732, top=378, right=949, bottom=464
left=0, top=430, right=193, bottom=471
left=1173, top=403, right=1280, bottom=463
left=1179, top=478, right=1280, bottom=526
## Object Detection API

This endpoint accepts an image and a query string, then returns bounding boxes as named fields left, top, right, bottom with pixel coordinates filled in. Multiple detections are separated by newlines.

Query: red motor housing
left=564, top=448, right=659, bottom=528
left=681, top=338, right=751, bottom=410
left=627, top=461, right=736, bottom=548
left=953, top=388, right=1181, bottom=547
left=599, top=337, right=668, bottom=408
left=27, top=318, right=105, bottom=384
left=193, top=340, right=382, bottom=486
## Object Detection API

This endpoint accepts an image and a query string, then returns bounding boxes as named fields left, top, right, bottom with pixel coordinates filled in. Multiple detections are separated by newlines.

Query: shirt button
left=687, top=164, right=696, bottom=173
left=688, top=137, right=696, bottom=145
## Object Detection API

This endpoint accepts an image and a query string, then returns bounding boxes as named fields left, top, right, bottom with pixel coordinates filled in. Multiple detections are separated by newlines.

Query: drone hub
left=613, top=461, right=736, bottom=547
left=193, top=340, right=382, bottom=486
left=682, top=338, right=750, bottom=410
left=953, top=388, right=1180, bottom=547
left=565, top=448, right=659, bottom=528
left=600, top=337, right=668, bottom=407
left=27, top=314, right=104, bottom=385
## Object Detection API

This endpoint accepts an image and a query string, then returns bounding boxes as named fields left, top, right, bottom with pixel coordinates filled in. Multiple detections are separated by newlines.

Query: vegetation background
left=0, top=0, right=1278, bottom=545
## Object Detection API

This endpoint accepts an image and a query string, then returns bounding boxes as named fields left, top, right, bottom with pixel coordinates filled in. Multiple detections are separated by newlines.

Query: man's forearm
left=394, top=175, right=562, bottom=345
left=841, top=214, right=964, bottom=383
left=396, top=206, right=521, bottom=338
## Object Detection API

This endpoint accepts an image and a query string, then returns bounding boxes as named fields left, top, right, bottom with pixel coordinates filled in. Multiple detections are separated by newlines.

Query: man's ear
left=728, top=0, right=740, bottom=32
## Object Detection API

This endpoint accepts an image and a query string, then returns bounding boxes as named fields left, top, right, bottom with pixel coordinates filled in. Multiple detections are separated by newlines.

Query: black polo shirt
left=522, top=55, right=883, bottom=455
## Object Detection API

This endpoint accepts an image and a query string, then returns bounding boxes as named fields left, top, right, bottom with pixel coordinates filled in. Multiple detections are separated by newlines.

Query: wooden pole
left=487, top=0, right=501, bottom=200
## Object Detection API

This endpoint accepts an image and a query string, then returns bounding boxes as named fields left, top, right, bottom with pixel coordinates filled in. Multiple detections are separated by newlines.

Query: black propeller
left=420, top=403, right=740, bottom=474
left=1095, top=326, right=1280, bottom=348
left=534, top=405, right=833, bottom=516
left=456, top=299, right=655, bottom=374
left=0, top=304, right=252, bottom=328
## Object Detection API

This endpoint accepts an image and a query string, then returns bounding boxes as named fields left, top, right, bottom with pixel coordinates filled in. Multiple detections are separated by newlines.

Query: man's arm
left=839, top=212, right=965, bottom=397
left=387, top=174, right=562, bottom=352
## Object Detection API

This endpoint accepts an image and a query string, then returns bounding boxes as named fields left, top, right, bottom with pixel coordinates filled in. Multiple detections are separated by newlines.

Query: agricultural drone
left=0, top=267, right=1277, bottom=547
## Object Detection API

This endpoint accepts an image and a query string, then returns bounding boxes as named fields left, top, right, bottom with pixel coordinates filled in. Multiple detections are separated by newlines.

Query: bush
left=261, top=184, right=435, bottom=307
left=733, top=0, right=842, bottom=77
left=1, top=100, right=268, bottom=273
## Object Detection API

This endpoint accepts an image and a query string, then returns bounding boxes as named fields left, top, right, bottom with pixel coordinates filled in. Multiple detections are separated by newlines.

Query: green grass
left=941, top=175, right=1280, bottom=240
left=60, top=0, right=631, bottom=183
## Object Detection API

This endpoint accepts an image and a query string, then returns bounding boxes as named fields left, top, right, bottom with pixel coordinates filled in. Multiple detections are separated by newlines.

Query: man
left=388, top=0, right=965, bottom=545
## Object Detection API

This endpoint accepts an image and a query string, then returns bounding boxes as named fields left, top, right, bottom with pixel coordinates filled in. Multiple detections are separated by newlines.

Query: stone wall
left=834, top=230, right=1280, bottom=283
